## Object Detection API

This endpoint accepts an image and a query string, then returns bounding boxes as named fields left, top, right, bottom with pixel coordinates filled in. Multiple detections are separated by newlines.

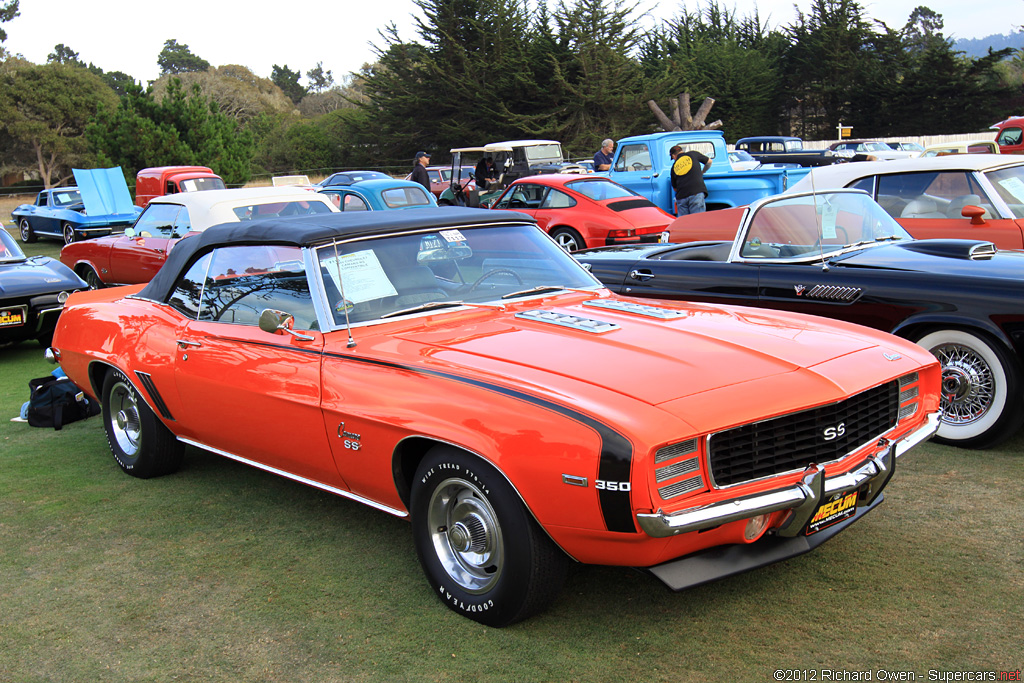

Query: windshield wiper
left=501, top=285, right=595, bottom=300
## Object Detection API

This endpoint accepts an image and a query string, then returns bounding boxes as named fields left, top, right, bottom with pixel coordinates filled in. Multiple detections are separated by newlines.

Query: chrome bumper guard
left=636, top=412, right=940, bottom=539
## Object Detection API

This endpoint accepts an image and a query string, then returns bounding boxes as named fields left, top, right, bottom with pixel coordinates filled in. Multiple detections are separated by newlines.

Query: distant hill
left=954, top=30, right=1024, bottom=58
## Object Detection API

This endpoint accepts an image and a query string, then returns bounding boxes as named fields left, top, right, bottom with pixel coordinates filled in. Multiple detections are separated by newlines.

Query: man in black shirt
left=669, top=144, right=712, bottom=215
left=411, top=151, right=431, bottom=191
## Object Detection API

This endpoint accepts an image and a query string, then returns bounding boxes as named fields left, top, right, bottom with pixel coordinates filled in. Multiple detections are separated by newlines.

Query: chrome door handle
left=176, top=339, right=202, bottom=349
left=629, top=270, right=655, bottom=281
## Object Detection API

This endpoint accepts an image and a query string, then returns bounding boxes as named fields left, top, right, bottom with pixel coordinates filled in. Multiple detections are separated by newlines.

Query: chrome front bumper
left=635, top=412, right=940, bottom=539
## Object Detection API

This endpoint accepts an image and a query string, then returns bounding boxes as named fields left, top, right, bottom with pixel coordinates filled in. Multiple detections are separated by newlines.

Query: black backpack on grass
left=26, top=375, right=100, bottom=430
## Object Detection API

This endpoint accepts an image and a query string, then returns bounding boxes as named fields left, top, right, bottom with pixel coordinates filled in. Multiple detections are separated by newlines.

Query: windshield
left=740, top=191, right=912, bottom=261
left=52, top=190, right=82, bottom=207
left=784, top=140, right=803, bottom=152
left=566, top=178, right=637, bottom=201
left=315, top=223, right=599, bottom=325
left=523, top=144, right=563, bottom=163
left=181, top=177, right=226, bottom=192
left=0, top=229, right=28, bottom=263
left=985, top=164, right=1024, bottom=219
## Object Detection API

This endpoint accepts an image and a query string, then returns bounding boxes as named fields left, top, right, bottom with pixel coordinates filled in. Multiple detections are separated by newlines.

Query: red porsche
left=490, top=174, right=674, bottom=251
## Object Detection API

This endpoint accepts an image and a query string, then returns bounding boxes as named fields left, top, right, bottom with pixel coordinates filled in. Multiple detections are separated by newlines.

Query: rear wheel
left=19, top=219, right=36, bottom=243
left=410, top=446, right=568, bottom=626
left=62, top=223, right=77, bottom=245
left=914, top=329, right=1022, bottom=449
left=101, top=369, right=183, bottom=478
left=80, top=266, right=104, bottom=290
left=549, top=227, right=585, bottom=252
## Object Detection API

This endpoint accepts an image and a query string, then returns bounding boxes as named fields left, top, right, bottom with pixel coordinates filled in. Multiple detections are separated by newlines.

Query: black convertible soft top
left=138, top=207, right=532, bottom=302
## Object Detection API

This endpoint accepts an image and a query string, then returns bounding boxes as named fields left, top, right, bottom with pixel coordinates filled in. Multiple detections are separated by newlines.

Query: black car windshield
left=740, top=191, right=913, bottom=260
left=315, top=223, right=600, bottom=325
left=984, top=164, right=1024, bottom=219
left=0, top=228, right=27, bottom=263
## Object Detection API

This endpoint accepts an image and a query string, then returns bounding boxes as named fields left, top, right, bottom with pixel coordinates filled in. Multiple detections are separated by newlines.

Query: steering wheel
left=468, top=268, right=524, bottom=293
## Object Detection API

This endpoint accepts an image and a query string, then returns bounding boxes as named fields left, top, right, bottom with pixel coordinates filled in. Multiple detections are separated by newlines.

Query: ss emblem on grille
left=823, top=423, right=846, bottom=441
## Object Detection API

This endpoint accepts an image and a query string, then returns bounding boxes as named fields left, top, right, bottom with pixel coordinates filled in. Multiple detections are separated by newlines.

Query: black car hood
left=832, top=240, right=1024, bottom=280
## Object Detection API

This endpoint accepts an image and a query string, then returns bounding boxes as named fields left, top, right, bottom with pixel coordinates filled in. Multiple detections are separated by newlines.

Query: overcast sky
left=2, top=0, right=1014, bottom=85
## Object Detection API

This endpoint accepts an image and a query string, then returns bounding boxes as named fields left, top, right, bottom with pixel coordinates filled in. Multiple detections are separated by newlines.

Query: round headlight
left=57, top=291, right=70, bottom=304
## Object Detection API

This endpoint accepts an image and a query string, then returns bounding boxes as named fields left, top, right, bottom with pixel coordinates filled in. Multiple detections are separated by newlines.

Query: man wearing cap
left=411, top=151, right=431, bottom=192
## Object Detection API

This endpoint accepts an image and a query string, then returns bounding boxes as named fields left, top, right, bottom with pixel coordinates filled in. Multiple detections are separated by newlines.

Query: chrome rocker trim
left=636, top=412, right=940, bottom=539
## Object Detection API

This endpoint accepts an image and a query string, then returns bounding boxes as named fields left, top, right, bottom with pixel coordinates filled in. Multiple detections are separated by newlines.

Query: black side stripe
left=135, top=371, right=174, bottom=420
left=323, top=351, right=638, bottom=533
left=174, top=338, right=637, bottom=533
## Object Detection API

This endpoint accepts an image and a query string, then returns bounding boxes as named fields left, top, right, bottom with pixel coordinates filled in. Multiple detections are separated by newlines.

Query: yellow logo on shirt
left=673, top=155, right=694, bottom=175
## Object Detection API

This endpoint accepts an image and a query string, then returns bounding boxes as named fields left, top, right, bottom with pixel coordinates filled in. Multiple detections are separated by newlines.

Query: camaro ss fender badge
left=822, top=422, right=846, bottom=441
left=884, top=351, right=902, bottom=361
left=595, top=479, right=631, bottom=492
left=337, top=422, right=362, bottom=451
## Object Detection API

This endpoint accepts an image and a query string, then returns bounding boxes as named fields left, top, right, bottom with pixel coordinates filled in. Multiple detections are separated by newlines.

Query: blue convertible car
left=12, top=168, right=142, bottom=245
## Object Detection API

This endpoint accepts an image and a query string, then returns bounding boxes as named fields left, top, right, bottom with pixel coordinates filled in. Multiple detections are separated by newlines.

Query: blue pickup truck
left=606, top=130, right=810, bottom=213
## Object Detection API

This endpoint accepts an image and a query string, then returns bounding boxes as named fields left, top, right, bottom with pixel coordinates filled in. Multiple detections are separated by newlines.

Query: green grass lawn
left=1, top=225, right=1021, bottom=681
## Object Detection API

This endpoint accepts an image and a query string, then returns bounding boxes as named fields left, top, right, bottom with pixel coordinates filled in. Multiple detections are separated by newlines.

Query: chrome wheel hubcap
left=427, top=477, right=503, bottom=594
left=935, top=343, right=994, bottom=425
left=110, top=383, right=142, bottom=456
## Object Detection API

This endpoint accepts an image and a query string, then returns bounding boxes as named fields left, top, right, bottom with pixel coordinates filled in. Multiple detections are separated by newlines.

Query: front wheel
left=80, top=266, right=104, bottom=290
left=101, top=369, right=184, bottom=478
left=549, top=227, right=585, bottom=252
left=914, top=329, right=1022, bottom=449
left=19, top=219, right=36, bottom=243
left=62, top=223, right=77, bottom=245
left=410, top=447, right=568, bottom=626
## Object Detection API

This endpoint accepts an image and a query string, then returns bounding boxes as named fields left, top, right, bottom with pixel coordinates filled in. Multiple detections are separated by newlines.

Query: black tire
left=914, top=329, right=1023, bottom=449
left=437, top=199, right=452, bottom=207
left=80, top=266, right=105, bottom=290
left=410, top=446, right=569, bottom=626
left=101, top=368, right=183, bottom=478
left=549, top=227, right=585, bottom=252
left=19, top=218, right=37, bottom=243
left=62, top=223, right=77, bottom=245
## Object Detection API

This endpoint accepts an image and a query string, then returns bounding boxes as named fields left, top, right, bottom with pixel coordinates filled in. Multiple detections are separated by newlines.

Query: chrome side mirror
left=259, top=309, right=313, bottom=341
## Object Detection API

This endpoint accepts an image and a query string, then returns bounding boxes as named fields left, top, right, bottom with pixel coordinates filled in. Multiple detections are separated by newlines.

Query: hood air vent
left=584, top=299, right=687, bottom=319
left=515, top=310, right=619, bottom=333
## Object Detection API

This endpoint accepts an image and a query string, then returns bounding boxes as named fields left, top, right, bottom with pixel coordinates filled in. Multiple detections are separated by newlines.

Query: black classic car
left=575, top=189, right=1024, bottom=449
left=0, top=228, right=87, bottom=347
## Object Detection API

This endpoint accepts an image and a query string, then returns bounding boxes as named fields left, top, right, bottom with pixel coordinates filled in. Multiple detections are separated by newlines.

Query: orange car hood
left=392, top=296, right=908, bottom=408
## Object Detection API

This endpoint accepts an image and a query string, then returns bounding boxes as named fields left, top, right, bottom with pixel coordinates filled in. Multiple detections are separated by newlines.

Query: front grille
left=708, top=380, right=899, bottom=487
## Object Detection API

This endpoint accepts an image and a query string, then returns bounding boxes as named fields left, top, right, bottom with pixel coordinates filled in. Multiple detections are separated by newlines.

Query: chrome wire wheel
left=426, top=476, right=504, bottom=594
left=63, top=223, right=76, bottom=245
left=19, top=219, right=32, bottom=242
left=108, top=380, right=143, bottom=458
left=934, top=342, right=995, bottom=425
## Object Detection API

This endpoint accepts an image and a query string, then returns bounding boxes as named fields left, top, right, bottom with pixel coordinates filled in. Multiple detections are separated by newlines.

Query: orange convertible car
left=48, top=208, right=940, bottom=626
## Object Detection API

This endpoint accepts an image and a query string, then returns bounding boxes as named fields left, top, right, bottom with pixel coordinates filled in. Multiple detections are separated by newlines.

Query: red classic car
left=60, top=187, right=338, bottom=288
left=490, top=174, right=674, bottom=251
left=48, top=208, right=940, bottom=626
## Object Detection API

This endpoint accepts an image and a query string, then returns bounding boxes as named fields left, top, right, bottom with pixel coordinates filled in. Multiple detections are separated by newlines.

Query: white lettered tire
left=915, top=329, right=1022, bottom=448
left=410, top=446, right=568, bottom=626
left=101, top=369, right=184, bottom=478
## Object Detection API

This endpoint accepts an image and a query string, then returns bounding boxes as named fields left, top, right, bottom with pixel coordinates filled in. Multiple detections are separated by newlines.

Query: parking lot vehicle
left=828, top=140, right=918, bottom=161
left=735, top=136, right=844, bottom=167
left=49, top=207, right=939, bottom=625
left=490, top=174, right=672, bottom=250
left=60, top=187, right=337, bottom=288
left=13, top=168, right=142, bottom=245
left=920, top=141, right=999, bottom=157
left=315, top=170, right=392, bottom=188
left=319, top=178, right=437, bottom=211
left=134, top=166, right=225, bottom=208
left=606, top=131, right=811, bottom=214
left=439, top=141, right=585, bottom=206
left=0, top=228, right=86, bottom=347
left=577, top=188, right=1021, bottom=448
left=783, top=156, right=1024, bottom=249
left=992, top=117, right=1024, bottom=155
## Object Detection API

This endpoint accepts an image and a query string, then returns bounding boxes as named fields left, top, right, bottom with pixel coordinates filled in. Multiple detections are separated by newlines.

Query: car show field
left=1, top=185, right=1021, bottom=676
